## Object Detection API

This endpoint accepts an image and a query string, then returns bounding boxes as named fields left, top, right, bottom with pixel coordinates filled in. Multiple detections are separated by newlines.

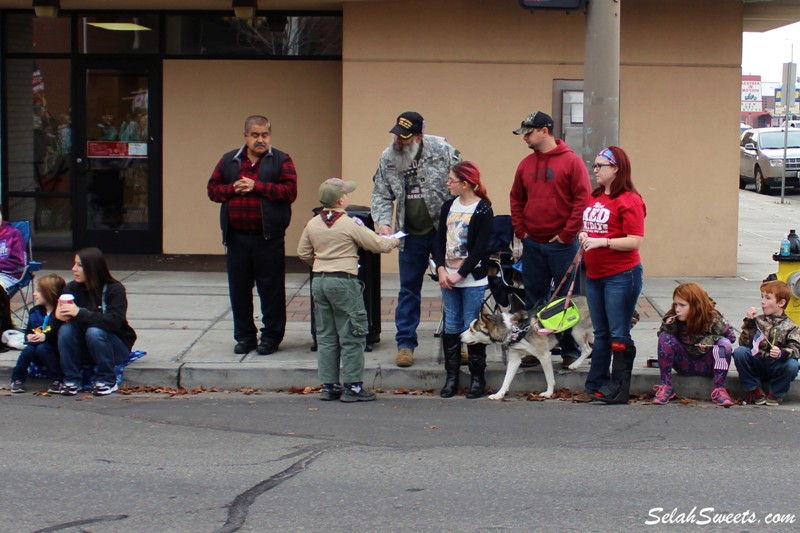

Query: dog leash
left=547, top=247, right=584, bottom=310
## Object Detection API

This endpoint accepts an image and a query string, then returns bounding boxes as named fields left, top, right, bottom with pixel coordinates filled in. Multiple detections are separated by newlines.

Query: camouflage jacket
left=658, top=311, right=735, bottom=358
left=371, top=135, right=461, bottom=236
left=738, top=313, right=800, bottom=360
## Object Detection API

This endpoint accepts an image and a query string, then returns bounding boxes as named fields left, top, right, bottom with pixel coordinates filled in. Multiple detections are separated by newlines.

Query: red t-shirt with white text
left=582, top=191, right=646, bottom=279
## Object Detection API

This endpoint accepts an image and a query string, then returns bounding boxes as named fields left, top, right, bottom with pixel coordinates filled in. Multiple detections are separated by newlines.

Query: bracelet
left=606, top=238, right=611, bottom=248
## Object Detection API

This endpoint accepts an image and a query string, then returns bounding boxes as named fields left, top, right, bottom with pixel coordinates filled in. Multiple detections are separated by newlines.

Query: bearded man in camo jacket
left=371, top=112, right=461, bottom=368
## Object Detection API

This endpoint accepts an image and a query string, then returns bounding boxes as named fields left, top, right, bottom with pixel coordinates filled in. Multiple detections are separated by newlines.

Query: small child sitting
left=10, top=273, right=66, bottom=393
left=653, top=282, right=736, bottom=406
left=733, top=280, right=800, bottom=406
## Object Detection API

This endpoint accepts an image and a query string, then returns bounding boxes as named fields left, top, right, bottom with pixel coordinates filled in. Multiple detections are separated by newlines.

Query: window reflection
left=165, top=15, right=342, bottom=56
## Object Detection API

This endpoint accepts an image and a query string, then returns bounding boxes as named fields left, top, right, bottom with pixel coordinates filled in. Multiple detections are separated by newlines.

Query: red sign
left=87, top=141, right=147, bottom=158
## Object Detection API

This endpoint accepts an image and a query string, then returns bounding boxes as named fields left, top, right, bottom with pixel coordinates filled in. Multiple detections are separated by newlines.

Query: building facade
left=2, top=0, right=799, bottom=275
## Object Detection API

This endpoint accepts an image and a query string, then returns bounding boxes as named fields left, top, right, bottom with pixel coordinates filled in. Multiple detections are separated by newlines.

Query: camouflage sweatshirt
left=658, top=311, right=735, bottom=358
left=738, top=313, right=800, bottom=360
left=371, top=135, right=461, bottom=239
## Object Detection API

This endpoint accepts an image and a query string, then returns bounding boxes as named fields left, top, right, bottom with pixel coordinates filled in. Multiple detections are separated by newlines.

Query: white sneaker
left=92, top=382, right=119, bottom=396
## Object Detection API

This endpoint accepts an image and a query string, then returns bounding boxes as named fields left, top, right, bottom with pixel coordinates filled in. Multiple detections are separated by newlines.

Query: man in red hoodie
left=509, top=111, right=591, bottom=368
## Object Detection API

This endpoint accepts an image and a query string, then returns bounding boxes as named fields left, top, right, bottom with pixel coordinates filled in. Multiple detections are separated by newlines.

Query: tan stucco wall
left=162, top=60, right=342, bottom=254
left=342, top=0, right=743, bottom=276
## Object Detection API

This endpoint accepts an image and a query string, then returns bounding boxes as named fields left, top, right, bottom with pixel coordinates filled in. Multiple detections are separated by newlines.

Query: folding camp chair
left=6, top=220, right=43, bottom=328
left=485, top=215, right=525, bottom=310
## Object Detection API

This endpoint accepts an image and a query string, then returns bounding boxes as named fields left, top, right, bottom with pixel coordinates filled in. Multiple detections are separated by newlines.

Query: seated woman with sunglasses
left=575, top=146, right=646, bottom=404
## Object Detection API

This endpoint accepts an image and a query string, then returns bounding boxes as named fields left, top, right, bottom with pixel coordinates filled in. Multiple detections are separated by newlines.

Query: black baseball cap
left=513, top=111, right=554, bottom=135
left=390, top=111, right=425, bottom=139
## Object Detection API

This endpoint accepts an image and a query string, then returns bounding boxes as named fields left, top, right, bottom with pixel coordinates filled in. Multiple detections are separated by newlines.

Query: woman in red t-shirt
left=576, top=146, right=646, bottom=404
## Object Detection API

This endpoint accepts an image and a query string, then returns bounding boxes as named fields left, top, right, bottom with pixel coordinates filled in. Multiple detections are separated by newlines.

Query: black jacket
left=65, top=280, right=137, bottom=350
left=434, top=198, right=493, bottom=280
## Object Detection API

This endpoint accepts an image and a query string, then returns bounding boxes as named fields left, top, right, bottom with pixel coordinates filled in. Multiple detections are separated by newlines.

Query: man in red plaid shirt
left=208, top=115, right=297, bottom=355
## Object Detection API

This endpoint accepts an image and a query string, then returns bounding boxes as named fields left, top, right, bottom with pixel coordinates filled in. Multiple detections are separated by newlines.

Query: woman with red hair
left=654, top=282, right=736, bottom=406
left=577, top=146, right=646, bottom=404
left=433, top=161, right=493, bottom=399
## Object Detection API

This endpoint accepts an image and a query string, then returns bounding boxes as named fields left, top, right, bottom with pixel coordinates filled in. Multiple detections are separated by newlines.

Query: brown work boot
left=519, top=355, right=540, bottom=368
left=396, top=348, right=414, bottom=367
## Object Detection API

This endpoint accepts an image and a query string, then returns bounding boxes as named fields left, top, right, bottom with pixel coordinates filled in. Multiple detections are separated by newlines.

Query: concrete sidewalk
left=2, top=190, right=800, bottom=402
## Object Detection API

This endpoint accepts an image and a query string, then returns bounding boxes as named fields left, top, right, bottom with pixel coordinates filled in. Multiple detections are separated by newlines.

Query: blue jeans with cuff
left=584, top=264, right=643, bottom=392
left=733, top=347, right=799, bottom=398
left=58, top=323, right=130, bottom=386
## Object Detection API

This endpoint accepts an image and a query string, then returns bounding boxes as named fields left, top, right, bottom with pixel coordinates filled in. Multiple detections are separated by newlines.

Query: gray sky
left=742, top=21, right=800, bottom=83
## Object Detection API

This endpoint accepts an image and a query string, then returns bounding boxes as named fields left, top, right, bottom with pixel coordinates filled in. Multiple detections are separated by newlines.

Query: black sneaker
left=234, top=339, right=258, bottom=354
left=256, top=341, right=278, bottom=356
left=765, top=394, right=783, bottom=406
left=60, top=382, right=80, bottom=396
left=47, top=381, right=64, bottom=394
left=320, top=383, right=342, bottom=401
left=340, top=383, right=376, bottom=403
left=92, top=382, right=119, bottom=396
left=10, top=380, right=25, bottom=393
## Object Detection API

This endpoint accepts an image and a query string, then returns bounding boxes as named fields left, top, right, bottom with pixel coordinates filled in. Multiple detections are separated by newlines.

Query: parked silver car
left=740, top=128, right=800, bottom=194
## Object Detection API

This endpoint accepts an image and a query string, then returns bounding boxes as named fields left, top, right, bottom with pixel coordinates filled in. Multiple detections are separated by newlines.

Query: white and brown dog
left=460, top=296, right=594, bottom=400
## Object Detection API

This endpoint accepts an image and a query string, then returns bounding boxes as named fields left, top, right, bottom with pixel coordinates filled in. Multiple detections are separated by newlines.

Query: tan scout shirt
left=297, top=209, right=396, bottom=275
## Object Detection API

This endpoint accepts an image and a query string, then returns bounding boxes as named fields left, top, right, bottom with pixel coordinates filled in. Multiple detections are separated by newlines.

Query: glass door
left=73, top=58, right=161, bottom=253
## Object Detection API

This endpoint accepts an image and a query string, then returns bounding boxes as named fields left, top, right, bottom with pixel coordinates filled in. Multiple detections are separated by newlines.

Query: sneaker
left=747, top=387, right=767, bottom=405
left=651, top=383, right=676, bottom=405
left=320, top=383, right=342, bottom=401
left=710, top=387, right=734, bottom=407
left=395, top=348, right=414, bottom=368
left=91, top=382, right=119, bottom=396
left=10, top=380, right=25, bottom=393
left=47, top=381, right=64, bottom=394
left=340, top=383, right=376, bottom=402
left=765, top=394, right=783, bottom=406
left=60, top=382, right=79, bottom=396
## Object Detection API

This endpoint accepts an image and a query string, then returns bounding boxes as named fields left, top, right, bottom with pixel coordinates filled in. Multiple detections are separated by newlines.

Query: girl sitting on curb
left=653, top=282, right=736, bottom=407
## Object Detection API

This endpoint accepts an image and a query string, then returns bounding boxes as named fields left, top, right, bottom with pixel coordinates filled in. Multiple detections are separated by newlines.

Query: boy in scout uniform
left=298, top=178, right=400, bottom=402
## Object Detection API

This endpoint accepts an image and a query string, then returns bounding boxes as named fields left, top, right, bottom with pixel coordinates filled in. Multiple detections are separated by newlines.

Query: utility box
left=772, top=253, right=800, bottom=325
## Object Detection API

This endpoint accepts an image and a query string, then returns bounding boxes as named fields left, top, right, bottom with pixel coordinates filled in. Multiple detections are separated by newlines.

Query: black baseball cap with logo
left=512, top=111, right=554, bottom=135
left=390, top=111, right=425, bottom=139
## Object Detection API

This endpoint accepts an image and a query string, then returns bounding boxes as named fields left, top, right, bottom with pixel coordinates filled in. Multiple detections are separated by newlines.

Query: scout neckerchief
left=320, top=209, right=345, bottom=228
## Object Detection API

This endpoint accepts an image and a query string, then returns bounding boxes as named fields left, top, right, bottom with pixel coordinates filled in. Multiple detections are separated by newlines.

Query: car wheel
left=755, top=168, right=770, bottom=195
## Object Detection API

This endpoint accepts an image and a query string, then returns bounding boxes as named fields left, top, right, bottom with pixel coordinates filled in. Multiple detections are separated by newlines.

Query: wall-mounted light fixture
left=33, top=0, right=60, bottom=18
left=233, top=0, right=257, bottom=20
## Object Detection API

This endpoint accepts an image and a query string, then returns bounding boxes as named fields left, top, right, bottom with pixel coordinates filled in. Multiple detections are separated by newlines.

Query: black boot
left=441, top=333, right=462, bottom=398
left=466, top=343, right=487, bottom=399
left=596, top=340, right=636, bottom=404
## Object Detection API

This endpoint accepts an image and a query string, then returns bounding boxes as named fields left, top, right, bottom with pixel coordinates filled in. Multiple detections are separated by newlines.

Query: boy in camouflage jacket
left=733, top=280, right=800, bottom=405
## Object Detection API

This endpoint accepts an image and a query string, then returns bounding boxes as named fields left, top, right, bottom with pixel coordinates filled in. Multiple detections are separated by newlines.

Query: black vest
left=217, top=147, right=292, bottom=243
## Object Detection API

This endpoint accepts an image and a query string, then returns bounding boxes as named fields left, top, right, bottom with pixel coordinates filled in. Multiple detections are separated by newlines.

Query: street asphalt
left=3, top=190, right=800, bottom=404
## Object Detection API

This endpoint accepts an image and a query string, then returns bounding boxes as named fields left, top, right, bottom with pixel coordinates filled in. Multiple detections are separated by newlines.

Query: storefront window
left=5, top=58, right=72, bottom=248
left=5, top=13, right=71, bottom=53
left=165, top=14, right=342, bottom=57
left=78, top=15, right=160, bottom=54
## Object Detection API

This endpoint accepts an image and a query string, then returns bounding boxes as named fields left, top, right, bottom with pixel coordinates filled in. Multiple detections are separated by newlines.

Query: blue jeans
left=11, top=342, right=61, bottom=382
left=58, top=323, right=130, bottom=386
left=584, top=264, right=643, bottom=392
left=733, top=346, right=799, bottom=397
left=522, top=237, right=582, bottom=356
left=441, top=284, right=486, bottom=334
left=396, top=231, right=437, bottom=349
left=521, top=238, right=581, bottom=307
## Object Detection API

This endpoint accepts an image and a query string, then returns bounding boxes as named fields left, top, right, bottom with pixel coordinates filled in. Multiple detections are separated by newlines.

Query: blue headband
left=597, top=148, right=617, bottom=166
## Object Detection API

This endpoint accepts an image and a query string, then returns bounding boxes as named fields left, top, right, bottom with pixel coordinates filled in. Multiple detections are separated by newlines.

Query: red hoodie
left=509, top=139, right=590, bottom=244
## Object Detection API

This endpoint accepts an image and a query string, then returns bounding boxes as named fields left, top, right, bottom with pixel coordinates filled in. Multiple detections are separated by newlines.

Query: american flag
left=751, top=329, right=765, bottom=356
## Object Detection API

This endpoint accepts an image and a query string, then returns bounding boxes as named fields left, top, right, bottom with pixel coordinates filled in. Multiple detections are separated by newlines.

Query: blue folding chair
left=6, top=220, right=43, bottom=328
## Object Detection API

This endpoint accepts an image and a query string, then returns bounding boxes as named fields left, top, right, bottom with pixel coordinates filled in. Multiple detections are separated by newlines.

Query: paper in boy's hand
left=383, top=231, right=407, bottom=239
